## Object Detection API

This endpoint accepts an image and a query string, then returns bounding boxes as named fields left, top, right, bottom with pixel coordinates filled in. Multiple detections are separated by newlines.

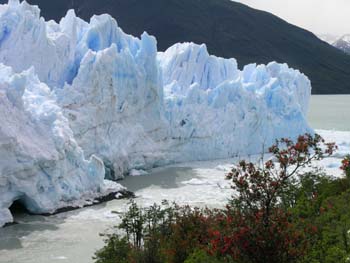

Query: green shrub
left=93, top=236, right=131, bottom=263
left=184, top=250, right=222, bottom=263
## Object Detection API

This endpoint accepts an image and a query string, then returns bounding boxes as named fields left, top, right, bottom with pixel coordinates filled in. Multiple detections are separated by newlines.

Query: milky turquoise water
left=308, top=95, right=350, bottom=131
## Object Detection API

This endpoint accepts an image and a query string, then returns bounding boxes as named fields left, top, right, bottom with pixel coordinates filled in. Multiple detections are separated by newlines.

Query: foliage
left=184, top=250, right=222, bottom=263
left=228, top=134, right=336, bottom=213
left=219, top=134, right=336, bottom=262
left=94, top=201, right=216, bottom=263
left=341, top=155, right=350, bottom=178
left=290, top=171, right=350, bottom=263
left=93, top=236, right=131, bottom=263
left=94, top=134, right=348, bottom=263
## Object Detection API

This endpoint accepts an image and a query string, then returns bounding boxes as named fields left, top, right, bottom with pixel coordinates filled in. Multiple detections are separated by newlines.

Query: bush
left=208, top=134, right=335, bottom=262
left=184, top=250, right=222, bottom=263
left=94, top=201, right=216, bottom=263
left=93, top=236, right=131, bottom=263
left=94, top=134, right=343, bottom=263
left=341, top=155, right=350, bottom=178
left=289, top=169, right=350, bottom=262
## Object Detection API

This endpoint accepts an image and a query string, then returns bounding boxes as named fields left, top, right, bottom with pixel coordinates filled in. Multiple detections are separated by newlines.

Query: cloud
left=233, top=0, right=350, bottom=36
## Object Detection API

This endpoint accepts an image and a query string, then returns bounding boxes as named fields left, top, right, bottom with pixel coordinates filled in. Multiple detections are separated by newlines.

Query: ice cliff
left=0, top=63, right=124, bottom=226
left=0, top=0, right=312, bottom=226
left=160, top=43, right=311, bottom=161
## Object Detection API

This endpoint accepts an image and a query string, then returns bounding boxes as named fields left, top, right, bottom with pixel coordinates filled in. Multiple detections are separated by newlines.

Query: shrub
left=94, top=201, right=216, bottom=263
left=184, top=250, right=222, bottom=263
left=218, top=134, right=336, bottom=262
left=341, top=155, right=350, bottom=178
left=93, top=236, right=131, bottom=263
left=289, top=170, right=350, bottom=262
left=94, top=134, right=339, bottom=263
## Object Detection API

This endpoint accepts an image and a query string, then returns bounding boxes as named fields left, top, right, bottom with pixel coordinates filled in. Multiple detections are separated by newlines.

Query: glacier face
left=58, top=33, right=169, bottom=179
left=0, top=0, right=312, bottom=226
left=160, top=43, right=312, bottom=161
left=0, top=63, right=123, bottom=227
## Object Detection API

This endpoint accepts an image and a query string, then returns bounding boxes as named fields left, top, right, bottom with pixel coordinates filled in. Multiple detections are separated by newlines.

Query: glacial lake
left=0, top=95, right=349, bottom=263
left=308, top=95, right=350, bottom=131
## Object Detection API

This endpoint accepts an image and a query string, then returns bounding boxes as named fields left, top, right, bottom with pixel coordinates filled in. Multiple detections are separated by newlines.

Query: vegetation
left=341, top=155, right=350, bottom=177
left=94, top=134, right=350, bottom=263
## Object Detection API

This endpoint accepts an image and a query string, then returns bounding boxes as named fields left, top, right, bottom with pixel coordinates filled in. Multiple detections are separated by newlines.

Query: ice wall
left=0, top=64, right=123, bottom=227
left=57, top=25, right=169, bottom=179
left=160, top=43, right=312, bottom=161
left=0, top=0, right=170, bottom=180
left=0, top=0, right=312, bottom=226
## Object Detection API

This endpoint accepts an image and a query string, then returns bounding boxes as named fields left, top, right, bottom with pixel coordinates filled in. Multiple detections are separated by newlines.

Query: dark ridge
left=1, top=0, right=350, bottom=94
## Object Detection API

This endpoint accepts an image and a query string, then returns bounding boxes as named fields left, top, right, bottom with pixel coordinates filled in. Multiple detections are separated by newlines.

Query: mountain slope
left=4, top=0, right=350, bottom=94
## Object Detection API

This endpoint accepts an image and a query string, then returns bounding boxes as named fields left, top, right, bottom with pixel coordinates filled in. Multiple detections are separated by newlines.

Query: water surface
left=308, top=95, right=350, bottom=131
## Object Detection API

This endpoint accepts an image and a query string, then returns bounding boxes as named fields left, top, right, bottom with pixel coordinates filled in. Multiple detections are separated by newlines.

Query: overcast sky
left=233, top=0, right=350, bottom=37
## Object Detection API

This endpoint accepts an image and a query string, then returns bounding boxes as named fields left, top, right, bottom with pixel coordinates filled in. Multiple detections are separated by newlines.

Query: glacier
left=0, top=0, right=312, bottom=227
left=0, top=63, right=124, bottom=227
left=160, top=43, right=311, bottom=162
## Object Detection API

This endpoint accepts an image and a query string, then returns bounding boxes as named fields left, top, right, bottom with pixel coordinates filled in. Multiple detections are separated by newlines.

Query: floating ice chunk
left=182, top=178, right=210, bottom=186
left=129, top=169, right=149, bottom=177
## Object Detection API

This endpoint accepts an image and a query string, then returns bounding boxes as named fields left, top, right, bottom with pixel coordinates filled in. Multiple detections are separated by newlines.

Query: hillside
left=3, top=0, right=350, bottom=94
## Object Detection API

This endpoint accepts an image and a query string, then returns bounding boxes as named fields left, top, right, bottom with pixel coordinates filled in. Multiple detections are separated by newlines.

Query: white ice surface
left=0, top=63, right=123, bottom=227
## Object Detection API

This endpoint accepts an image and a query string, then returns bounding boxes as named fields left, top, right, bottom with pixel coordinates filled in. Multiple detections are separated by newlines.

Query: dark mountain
left=3, top=0, right=350, bottom=94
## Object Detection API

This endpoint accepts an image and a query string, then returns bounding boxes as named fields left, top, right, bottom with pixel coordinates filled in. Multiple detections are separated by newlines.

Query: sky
left=233, top=0, right=350, bottom=37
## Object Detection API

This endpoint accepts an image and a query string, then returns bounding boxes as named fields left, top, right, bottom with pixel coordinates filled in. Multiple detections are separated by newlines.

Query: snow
left=333, top=34, right=350, bottom=54
left=317, top=34, right=339, bottom=44
left=0, top=0, right=313, bottom=226
left=341, top=35, right=350, bottom=43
